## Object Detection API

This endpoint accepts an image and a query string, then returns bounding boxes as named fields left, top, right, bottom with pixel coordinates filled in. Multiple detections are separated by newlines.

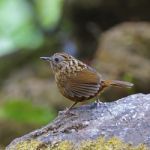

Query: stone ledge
left=6, top=93, right=150, bottom=149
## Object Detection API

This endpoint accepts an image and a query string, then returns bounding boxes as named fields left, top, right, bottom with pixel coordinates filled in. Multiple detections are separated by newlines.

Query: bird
left=40, top=52, right=133, bottom=112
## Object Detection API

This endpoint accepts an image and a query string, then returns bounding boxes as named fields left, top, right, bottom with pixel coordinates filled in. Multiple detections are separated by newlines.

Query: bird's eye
left=54, top=57, right=59, bottom=62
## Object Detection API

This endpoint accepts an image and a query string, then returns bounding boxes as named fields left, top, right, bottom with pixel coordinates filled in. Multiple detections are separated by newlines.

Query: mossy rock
left=7, top=137, right=148, bottom=150
left=6, top=94, right=150, bottom=149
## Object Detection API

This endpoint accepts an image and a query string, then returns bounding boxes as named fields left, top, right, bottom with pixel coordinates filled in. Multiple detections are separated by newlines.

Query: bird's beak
left=40, top=57, right=52, bottom=61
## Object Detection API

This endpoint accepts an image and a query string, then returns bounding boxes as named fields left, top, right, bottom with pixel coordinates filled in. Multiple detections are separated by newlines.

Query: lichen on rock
left=8, top=137, right=148, bottom=150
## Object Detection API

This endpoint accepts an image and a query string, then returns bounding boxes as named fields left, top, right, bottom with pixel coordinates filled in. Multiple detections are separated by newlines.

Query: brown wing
left=65, top=67, right=102, bottom=101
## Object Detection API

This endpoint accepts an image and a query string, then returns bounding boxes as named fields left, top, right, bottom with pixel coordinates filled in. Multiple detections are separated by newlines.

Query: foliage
left=0, top=100, right=56, bottom=125
left=35, top=0, right=63, bottom=28
left=0, top=0, right=63, bottom=56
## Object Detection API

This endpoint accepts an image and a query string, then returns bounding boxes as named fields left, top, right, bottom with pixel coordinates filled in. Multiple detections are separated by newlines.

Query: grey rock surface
left=7, top=93, right=150, bottom=149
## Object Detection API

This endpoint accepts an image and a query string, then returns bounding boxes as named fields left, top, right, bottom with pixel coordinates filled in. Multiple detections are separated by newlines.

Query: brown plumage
left=40, top=53, right=133, bottom=111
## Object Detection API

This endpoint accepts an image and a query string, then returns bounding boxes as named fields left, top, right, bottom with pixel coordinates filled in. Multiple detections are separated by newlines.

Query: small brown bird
left=40, top=52, right=133, bottom=112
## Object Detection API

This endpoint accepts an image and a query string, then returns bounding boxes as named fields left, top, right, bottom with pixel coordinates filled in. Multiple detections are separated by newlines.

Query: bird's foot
left=95, top=98, right=112, bottom=115
left=59, top=107, right=77, bottom=116
left=95, top=98, right=104, bottom=107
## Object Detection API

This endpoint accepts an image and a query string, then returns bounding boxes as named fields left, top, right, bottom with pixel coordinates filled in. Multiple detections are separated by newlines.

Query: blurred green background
left=0, top=0, right=150, bottom=148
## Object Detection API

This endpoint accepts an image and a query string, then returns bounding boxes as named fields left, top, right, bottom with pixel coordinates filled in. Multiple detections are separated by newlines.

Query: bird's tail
left=102, top=80, right=134, bottom=88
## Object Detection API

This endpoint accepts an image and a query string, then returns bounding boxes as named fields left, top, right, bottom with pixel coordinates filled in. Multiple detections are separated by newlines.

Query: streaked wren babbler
left=40, top=53, right=133, bottom=111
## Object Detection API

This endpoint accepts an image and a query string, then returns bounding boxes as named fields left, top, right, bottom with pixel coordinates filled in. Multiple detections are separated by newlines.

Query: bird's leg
left=68, top=101, right=78, bottom=111
left=63, top=101, right=78, bottom=114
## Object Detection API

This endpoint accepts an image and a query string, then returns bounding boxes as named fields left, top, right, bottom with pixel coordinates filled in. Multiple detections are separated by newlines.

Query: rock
left=6, top=93, right=150, bottom=149
left=94, top=22, right=150, bottom=100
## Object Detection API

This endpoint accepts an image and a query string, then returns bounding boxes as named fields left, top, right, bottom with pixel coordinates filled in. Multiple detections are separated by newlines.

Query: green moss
left=8, top=137, right=149, bottom=150
left=79, top=137, right=148, bottom=150
left=50, top=141, right=74, bottom=150
left=9, top=139, right=50, bottom=150
left=51, top=137, right=149, bottom=150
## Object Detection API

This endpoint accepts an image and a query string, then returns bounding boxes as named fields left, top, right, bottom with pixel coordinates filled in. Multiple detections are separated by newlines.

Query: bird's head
left=40, top=53, right=74, bottom=73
